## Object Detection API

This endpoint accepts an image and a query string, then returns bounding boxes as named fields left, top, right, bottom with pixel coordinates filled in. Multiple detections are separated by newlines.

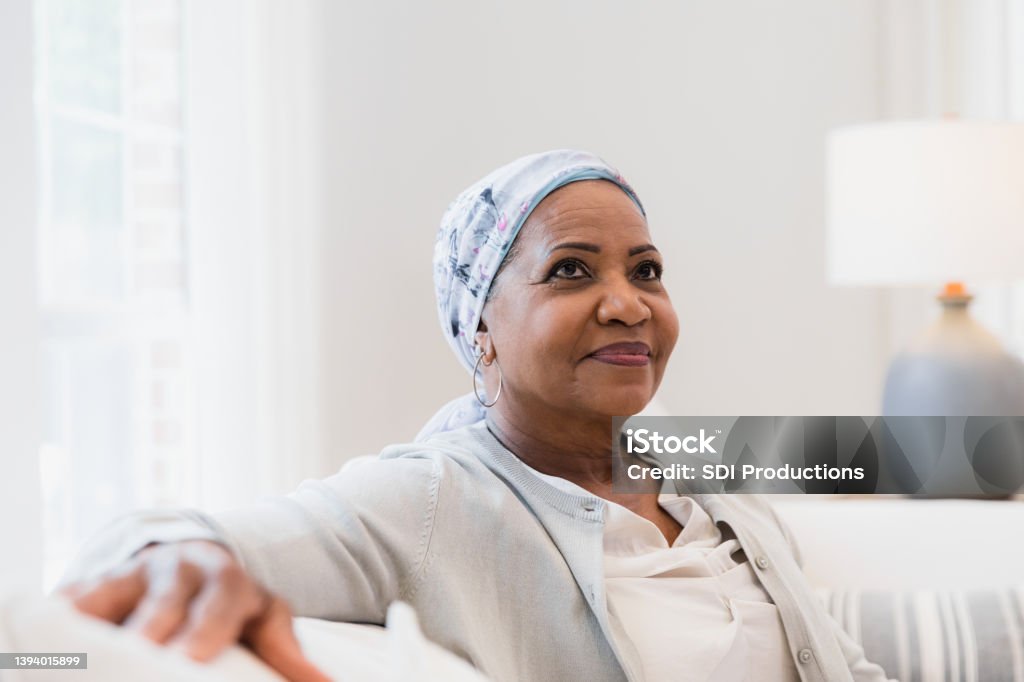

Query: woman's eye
left=635, top=260, right=664, bottom=280
left=551, top=259, right=588, bottom=279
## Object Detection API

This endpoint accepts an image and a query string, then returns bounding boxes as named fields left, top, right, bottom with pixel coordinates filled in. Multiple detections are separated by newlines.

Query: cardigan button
left=582, top=502, right=597, bottom=512
left=755, top=556, right=769, bottom=570
left=798, top=648, right=813, bottom=663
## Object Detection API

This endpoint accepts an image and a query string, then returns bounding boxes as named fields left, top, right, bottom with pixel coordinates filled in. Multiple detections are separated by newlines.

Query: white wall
left=0, top=0, right=43, bottom=592
left=317, top=0, right=890, bottom=463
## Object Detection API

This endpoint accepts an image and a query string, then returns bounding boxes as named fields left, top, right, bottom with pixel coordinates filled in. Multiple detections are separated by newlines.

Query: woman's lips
left=589, top=354, right=650, bottom=367
left=587, top=342, right=652, bottom=367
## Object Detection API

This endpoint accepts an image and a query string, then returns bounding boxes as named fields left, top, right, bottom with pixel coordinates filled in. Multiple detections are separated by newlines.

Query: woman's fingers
left=243, top=596, right=331, bottom=682
left=60, top=540, right=327, bottom=681
left=170, top=566, right=264, bottom=661
left=122, top=558, right=205, bottom=643
left=60, top=561, right=148, bottom=624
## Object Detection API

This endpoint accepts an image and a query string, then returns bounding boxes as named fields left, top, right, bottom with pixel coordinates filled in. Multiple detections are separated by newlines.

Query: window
left=34, top=0, right=195, bottom=590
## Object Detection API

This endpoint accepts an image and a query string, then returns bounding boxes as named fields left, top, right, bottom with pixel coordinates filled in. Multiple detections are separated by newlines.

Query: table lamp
left=825, top=120, right=1024, bottom=417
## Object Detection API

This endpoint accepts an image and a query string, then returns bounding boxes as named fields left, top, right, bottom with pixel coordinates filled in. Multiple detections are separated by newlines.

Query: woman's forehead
left=533, top=179, right=644, bottom=215
left=520, top=184, right=651, bottom=252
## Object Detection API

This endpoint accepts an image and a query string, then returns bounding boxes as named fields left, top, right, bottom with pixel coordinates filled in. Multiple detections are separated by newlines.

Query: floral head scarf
left=415, top=149, right=645, bottom=441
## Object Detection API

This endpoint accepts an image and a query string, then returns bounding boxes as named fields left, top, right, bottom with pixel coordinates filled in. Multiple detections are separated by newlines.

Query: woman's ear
left=473, top=326, right=488, bottom=355
left=473, top=322, right=495, bottom=362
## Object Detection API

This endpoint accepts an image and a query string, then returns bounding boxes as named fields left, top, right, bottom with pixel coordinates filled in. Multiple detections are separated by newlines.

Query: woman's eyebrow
left=550, top=241, right=601, bottom=254
left=548, top=242, right=660, bottom=256
left=628, top=244, right=659, bottom=256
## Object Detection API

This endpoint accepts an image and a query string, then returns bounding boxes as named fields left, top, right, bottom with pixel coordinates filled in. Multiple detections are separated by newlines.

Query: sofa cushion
left=819, top=587, right=1024, bottom=682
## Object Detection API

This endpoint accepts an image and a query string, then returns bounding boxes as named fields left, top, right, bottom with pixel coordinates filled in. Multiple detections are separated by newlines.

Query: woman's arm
left=62, top=454, right=442, bottom=622
left=212, top=454, right=443, bottom=621
left=57, top=453, right=443, bottom=678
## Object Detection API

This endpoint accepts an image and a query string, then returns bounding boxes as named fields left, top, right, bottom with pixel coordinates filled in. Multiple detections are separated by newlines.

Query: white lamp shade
left=826, top=121, right=1024, bottom=286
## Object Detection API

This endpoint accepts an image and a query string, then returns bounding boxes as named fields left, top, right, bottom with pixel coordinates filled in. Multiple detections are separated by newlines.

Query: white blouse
left=522, top=464, right=800, bottom=682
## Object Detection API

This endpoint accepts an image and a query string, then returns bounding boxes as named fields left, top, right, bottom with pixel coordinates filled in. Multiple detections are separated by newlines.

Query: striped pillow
left=818, top=588, right=1024, bottom=682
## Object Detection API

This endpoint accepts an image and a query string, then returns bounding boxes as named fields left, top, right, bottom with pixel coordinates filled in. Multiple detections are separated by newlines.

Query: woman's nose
left=596, top=276, right=652, bottom=326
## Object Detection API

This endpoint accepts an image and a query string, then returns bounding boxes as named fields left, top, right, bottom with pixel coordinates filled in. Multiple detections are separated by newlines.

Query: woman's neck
left=484, top=406, right=676, bottom=541
left=485, top=406, right=615, bottom=489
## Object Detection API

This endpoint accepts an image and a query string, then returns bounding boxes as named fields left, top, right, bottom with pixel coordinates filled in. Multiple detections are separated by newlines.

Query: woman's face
left=476, top=179, right=679, bottom=421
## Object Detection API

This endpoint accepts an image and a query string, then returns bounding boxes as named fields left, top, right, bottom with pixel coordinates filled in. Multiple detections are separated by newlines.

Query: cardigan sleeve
left=762, top=496, right=804, bottom=569
left=58, top=453, right=444, bottom=625
left=826, top=614, right=900, bottom=682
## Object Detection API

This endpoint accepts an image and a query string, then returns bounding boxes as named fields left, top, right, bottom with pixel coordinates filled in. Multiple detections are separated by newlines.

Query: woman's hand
left=59, top=540, right=330, bottom=682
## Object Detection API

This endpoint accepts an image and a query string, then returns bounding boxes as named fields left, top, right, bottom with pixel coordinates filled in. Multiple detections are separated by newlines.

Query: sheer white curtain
left=879, top=0, right=1024, bottom=362
left=954, top=0, right=1024, bottom=357
left=0, top=0, right=43, bottom=593
left=185, top=0, right=329, bottom=511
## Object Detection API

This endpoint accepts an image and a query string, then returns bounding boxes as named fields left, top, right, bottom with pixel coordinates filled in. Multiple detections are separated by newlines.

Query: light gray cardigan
left=63, top=421, right=895, bottom=682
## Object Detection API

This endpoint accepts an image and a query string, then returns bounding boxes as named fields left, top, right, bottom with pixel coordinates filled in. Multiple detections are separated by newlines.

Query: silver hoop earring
left=472, top=351, right=503, bottom=408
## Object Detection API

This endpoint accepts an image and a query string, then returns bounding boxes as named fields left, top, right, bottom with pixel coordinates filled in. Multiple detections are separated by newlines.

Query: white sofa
left=5, top=495, right=1019, bottom=681
left=770, top=495, right=1024, bottom=591
left=770, top=496, right=1024, bottom=682
left=0, top=593, right=488, bottom=682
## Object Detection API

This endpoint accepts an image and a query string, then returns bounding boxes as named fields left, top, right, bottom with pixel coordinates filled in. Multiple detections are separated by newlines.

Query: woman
left=60, top=150, right=894, bottom=682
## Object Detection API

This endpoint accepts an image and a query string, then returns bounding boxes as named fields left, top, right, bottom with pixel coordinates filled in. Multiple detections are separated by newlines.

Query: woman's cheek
left=655, top=299, right=680, bottom=346
left=531, top=301, right=580, bottom=345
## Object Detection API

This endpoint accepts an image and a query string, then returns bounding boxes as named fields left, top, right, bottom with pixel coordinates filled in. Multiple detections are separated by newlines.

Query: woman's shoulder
left=294, top=424, right=496, bottom=544
left=376, top=420, right=491, bottom=466
left=332, top=421, right=493, bottom=488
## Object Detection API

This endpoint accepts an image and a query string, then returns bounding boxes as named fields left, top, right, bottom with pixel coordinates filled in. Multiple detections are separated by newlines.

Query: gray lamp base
left=883, top=291, right=1024, bottom=417
left=882, top=288, right=1024, bottom=497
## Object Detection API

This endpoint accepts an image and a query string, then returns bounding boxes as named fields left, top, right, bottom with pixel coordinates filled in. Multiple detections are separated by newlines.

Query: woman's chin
left=579, top=387, right=653, bottom=418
